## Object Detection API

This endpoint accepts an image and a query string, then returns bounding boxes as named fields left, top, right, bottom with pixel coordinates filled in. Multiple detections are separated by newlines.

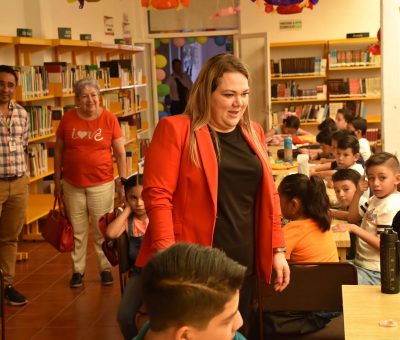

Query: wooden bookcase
left=269, top=38, right=381, bottom=136
left=0, top=36, right=155, bottom=256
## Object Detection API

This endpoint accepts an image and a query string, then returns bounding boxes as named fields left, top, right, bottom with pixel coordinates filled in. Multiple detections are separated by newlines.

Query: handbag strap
left=54, top=196, right=67, bottom=217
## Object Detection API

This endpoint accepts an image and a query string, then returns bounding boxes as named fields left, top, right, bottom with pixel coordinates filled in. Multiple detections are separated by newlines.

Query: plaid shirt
left=0, top=102, right=29, bottom=177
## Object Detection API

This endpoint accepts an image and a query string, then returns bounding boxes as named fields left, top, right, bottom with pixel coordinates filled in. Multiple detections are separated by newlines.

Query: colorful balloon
left=214, top=36, right=226, bottom=46
left=157, top=84, right=170, bottom=97
left=156, top=68, right=166, bottom=81
left=185, top=37, right=196, bottom=44
left=173, top=38, right=185, bottom=47
left=160, top=38, right=170, bottom=44
left=158, top=102, right=164, bottom=111
left=196, top=36, right=208, bottom=44
left=159, top=111, right=169, bottom=119
left=155, top=54, right=168, bottom=68
left=154, top=39, right=161, bottom=49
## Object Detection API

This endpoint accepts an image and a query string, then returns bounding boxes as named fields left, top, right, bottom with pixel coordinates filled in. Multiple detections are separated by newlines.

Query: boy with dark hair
left=348, top=117, right=372, bottom=161
left=135, top=243, right=246, bottom=340
left=332, top=152, right=400, bottom=285
left=331, top=169, right=362, bottom=220
left=335, top=108, right=353, bottom=130
left=317, top=117, right=337, bottom=132
left=311, top=133, right=363, bottom=179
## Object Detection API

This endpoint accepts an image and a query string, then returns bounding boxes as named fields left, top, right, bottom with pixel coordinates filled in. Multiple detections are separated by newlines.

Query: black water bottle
left=380, top=227, right=400, bottom=294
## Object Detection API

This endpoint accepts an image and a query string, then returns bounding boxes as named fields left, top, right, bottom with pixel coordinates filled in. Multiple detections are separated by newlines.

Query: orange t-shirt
left=56, top=109, right=122, bottom=187
left=284, top=218, right=338, bottom=262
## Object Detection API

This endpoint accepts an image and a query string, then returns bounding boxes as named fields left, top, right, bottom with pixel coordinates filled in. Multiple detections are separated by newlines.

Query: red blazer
left=136, top=115, right=284, bottom=283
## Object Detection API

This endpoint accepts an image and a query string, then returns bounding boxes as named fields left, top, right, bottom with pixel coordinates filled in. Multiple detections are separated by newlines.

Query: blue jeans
left=354, top=264, right=381, bottom=285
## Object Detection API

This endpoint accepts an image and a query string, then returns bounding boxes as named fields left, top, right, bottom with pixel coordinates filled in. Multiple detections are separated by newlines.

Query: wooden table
left=331, top=219, right=351, bottom=262
left=342, top=285, right=400, bottom=339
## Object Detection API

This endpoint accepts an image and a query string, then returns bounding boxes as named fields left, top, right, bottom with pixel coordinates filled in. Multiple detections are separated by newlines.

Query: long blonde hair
left=186, top=53, right=268, bottom=167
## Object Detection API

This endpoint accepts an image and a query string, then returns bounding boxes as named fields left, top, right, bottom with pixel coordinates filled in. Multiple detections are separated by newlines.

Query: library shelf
left=329, top=65, right=380, bottom=71
left=270, top=40, right=326, bottom=48
left=28, top=132, right=55, bottom=143
left=24, top=194, right=54, bottom=241
left=329, top=96, right=381, bottom=102
left=272, top=98, right=327, bottom=104
left=271, top=74, right=326, bottom=81
left=0, top=35, right=14, bottom=46
left=328, top=37, right=378, bottom=45
left=29, top=158, right=54, bottom=184
left=17, top=95, right=55, bottom=102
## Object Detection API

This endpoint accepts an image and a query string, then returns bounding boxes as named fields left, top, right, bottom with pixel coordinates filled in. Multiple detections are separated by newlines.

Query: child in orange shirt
left=278, top=174, right=338, bottom=262
left=106, top=174, right=148, bottom=264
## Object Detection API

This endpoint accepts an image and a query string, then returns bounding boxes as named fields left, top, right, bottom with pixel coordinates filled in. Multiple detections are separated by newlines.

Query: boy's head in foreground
left=365, top=152, right=400, bottom=199
left=141, top=243, right=246, bottom=340
left=332, top=169, right=361, bottom=208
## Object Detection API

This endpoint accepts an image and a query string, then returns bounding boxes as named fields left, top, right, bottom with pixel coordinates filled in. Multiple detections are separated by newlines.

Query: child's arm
left=330, top=209, right=349, bottom=221
left=311, top=161, right=333, bottom=172
left=347, top=176, right=369, bottom=223
left=265, top=127, right=278, bottom=139
left=106, top=206, right=132, bottom=239
left=297, top=127, right=313, bottom=136
left=332, top=223, right=380, bottom=250
left=310, top=169, right=336, bottom=180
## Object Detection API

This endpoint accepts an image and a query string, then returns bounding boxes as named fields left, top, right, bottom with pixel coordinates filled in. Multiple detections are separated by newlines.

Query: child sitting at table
left=304, top=128, right=335, bottom=162
left=265, top=115, right=311, bottom=139
left=318, top=117, right=337, bottom=132
left=335, top=108, right=354, bottom=130
left=278, top=173, right=338, bottom=262
left=311, top=134, right=364, bottom=180
left=348, top=117, right=372, bottom=161
left=332, top=152, right=400, bottom=285
left=330, top=169, right=362, bottom=221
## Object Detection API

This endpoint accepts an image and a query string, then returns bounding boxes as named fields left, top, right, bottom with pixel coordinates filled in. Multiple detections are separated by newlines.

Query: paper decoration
left=141, top=0, right=190, bottom=10
left=250, top=0, right=319, bottom=15
left=209, top=6, right=240, bottom=19
left=155, top=55, right=168, bottom=68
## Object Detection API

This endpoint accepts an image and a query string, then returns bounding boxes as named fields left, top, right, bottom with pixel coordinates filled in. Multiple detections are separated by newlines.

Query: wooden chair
left=0, top=268, right=5, bottom=340
left=116, top=232, right=131, bottom=295
left=257, top=262, right=358, bottom=340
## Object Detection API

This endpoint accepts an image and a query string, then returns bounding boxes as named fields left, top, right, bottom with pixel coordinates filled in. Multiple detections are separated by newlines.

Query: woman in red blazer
left=118, top=53, right=290, bottom=339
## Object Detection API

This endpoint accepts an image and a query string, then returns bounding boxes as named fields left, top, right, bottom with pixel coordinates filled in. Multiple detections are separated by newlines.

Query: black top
left=211, top=126, right=262, bottom=274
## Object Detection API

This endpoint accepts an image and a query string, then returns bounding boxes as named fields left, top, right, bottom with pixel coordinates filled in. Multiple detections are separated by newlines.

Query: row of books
left=328, top=77, right=381, bottom=97
left=365, top=128, right=380, bottom=142
left=270, top=57, right=327, bottom=76
left=329, top=49, right=381, bottom=68
left=14, top=66, right=49, bottom=99
left=14, top=61, right=139, bottom=99
left=328, top=100, right=368, bottom=118
left=271, top=83, right=327, bottom=101
left=25, top=106, right=52, bottom=138
left=120, top=121, right=134, bottom=141
left=28, top=143, right=48, bottom=177
left=272, top=104, right=329, bottom=124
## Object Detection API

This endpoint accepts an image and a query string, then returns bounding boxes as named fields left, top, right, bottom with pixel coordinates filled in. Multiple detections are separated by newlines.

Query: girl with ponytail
left=278, top=174, right=338, bottom=262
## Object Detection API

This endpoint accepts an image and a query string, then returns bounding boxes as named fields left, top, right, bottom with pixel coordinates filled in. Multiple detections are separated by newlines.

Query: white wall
left=0, top=0, right=147, bottom=42
left=240, top=0, right=380, bottom=41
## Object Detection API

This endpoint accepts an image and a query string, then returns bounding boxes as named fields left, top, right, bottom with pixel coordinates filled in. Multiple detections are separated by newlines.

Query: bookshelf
left=269, top=40, right=328, bottom=128
left=3, top=36, right=155, bottom=248
left=268, top=38, right=382, bottom=136
left=327, top=37, right=381, bottom=131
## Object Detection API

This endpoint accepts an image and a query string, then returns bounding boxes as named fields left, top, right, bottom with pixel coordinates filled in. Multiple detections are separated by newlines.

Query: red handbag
left=42, top=197, right=75, bottom=252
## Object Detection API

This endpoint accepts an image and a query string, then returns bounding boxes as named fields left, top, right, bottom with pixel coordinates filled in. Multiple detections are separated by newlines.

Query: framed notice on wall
left=104, top=16, right=114, bottom=36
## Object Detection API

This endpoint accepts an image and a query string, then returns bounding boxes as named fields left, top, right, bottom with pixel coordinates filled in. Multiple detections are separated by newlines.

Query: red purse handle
left=53, top=196, right=67, bottom=216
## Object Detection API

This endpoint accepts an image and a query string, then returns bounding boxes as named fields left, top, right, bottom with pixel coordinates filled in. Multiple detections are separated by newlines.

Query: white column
left=381, top=0, right=400, bottom=155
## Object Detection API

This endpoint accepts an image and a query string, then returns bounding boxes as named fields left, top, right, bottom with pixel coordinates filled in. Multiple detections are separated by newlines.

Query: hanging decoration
left=214, top=36, right=227, bottom=46
left=196, top=36, right=208, bottom=44
left=209, top=6, right=240, bottom=19
left=172, top=38, right=186, bottom=47
left=67, top=0, right=101, bottom=9
left=250, top=0, right=319, bottom=15
left=141, top=0, right=190, bottom=10
left=185, top=37, right=196, bottom=44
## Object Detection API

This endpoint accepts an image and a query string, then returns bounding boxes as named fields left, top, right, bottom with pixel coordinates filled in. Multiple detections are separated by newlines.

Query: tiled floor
left=5, top=239, right=124, bottom=340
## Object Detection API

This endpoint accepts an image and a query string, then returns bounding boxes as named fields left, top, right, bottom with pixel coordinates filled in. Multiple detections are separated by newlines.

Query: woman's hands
left=272, top=252, right=290, bottom=292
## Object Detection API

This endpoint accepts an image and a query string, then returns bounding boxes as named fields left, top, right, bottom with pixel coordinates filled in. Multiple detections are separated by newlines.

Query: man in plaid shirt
left=0, top=65, right=29, bottom=306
